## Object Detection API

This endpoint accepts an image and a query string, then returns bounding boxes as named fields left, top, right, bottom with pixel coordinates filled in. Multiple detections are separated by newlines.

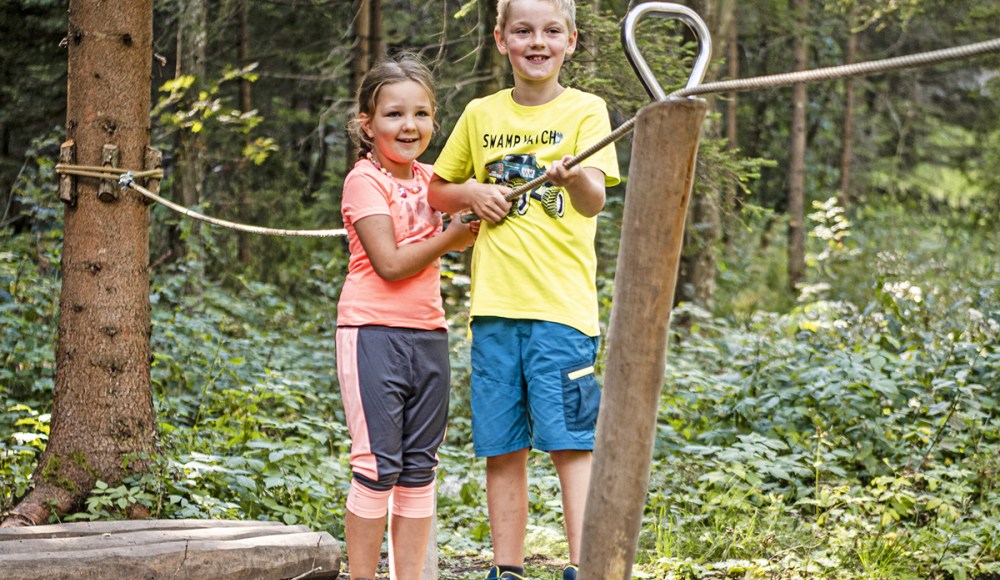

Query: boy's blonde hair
left=348, top=53, right=436, bottom=158
left=496, top=0, right=576, bottom=35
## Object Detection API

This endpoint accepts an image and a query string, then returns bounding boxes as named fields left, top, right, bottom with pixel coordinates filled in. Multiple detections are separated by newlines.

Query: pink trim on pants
left=391, top=482, right=435, bottom=518
left=346, top=480, right=436, bottom=519
left=336, top=327, right=379, bottom=482
left=347, top=479, right=392, bottom=519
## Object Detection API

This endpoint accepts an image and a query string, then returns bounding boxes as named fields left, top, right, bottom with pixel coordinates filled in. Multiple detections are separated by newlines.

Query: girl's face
left=360, top=80, right=434, bottom=179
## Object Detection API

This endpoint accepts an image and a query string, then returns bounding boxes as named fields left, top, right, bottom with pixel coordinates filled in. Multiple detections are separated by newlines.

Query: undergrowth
left=2, top=144, right=999, bottom=579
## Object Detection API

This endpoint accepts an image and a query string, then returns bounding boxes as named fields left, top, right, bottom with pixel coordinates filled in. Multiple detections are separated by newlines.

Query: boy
left=428, top=0, right=620, bottom=577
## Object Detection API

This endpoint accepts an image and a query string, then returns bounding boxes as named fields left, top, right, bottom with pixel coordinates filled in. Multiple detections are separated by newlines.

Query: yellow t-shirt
left=434, top=88, right=621, bottom=336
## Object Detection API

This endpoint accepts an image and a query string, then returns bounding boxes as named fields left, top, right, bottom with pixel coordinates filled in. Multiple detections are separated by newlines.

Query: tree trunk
left=746, top=25, right=768, bottom=160
left=346, top=0, right=370, bottom=169
left=369, top=0, right=383, bottom=66
left=3, top=0, right=158, bottom=527
left=838, top=12, right=857, bottom=209
left=725, top=15, right=738, bottom=214
left=673, top=0, right=734, bottom=314
left=237, top=0, right=252, bottom=264
left=171, top=0, right=207, bottom=262
left=475, top=0, right=507, bottom=98
left=787, top=0, right=808, bottom=291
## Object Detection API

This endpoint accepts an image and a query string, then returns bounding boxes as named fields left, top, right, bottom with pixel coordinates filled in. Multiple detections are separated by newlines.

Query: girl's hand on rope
left=469, top=182, right=512, bottom=224
left=443, top=212, right=478, bottom=251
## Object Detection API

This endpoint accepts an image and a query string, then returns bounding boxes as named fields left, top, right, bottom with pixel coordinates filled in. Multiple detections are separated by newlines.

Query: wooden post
left=98, top=144, right=120, bottom=202
left=388, top=492, right=437, bottom=580
left=143, top=146, right=162, bottom=205
left=577, top=97, right=707, bottom=580
left=58, top=141, right=76, bottom=205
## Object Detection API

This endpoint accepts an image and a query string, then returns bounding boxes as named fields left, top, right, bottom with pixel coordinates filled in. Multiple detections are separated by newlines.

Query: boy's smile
left=495, top=0, right=577, bottom=98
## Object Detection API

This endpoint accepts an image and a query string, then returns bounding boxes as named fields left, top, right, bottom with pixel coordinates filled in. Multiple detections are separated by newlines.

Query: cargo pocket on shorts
left=561, top=363, right=601, bottom=432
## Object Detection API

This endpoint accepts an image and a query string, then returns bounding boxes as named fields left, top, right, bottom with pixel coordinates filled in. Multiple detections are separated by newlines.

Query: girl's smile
left=360, top=80, right=434, bottom=179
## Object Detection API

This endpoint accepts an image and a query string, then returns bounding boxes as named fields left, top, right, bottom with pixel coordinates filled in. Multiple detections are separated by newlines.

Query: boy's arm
left=427, top=174, right=513, bottom=224
left=354, top=214, right=477, bottom=282
left=546, top=157, right=606, bottom=218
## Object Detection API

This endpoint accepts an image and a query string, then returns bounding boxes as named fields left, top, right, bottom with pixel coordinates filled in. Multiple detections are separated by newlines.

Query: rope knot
left=118, top=171, right=136, bottom=192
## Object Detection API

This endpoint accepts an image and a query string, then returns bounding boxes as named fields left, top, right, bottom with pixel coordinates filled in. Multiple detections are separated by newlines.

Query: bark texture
left=3, top=0, right=157, bottom=527
left=787, top=0, right=809, bottom=290
left=578, top=98, right=707, bottom=580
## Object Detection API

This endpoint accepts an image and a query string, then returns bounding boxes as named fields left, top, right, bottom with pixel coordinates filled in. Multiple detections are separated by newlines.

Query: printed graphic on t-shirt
left=481, top=130, right=564, bottom=150
left=486, top=153, right=565, bottom=219
left=397, top=192, right=443, bottom=246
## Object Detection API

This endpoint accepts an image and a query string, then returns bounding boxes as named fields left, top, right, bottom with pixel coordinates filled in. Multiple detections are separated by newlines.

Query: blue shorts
left=470, top=317, right=601, bottom=457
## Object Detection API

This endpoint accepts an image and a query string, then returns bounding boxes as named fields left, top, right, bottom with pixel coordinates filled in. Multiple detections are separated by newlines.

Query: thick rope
left=56, top=163, right=164, bottom=180
left=460, top=36, right=1000, bottom=222
left=56, top=164, right=346, bottom=237
left=120, top=175, right=347, bottom=238
left=670, top=37, right=1000, bottom=98
left=56, top=36, right=1000, bottom=231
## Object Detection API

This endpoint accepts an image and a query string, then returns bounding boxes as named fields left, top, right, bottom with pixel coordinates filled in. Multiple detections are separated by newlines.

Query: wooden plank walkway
left=0, top=519, right=340, bottom=580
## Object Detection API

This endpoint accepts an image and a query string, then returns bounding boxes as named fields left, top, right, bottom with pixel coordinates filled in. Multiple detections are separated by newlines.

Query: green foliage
left=637, top=200, right=1000, bottom=578
left=3, top=0, right=1000, bottom=577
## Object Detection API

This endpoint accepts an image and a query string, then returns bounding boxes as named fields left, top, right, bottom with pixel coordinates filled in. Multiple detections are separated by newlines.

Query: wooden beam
left=0, top=530, right=340, bottom=580
left=0, top=524, right=313, bottom=554
left=0, top=519, right=284, bottom=541
left=577, top=97, right=708, bottom=580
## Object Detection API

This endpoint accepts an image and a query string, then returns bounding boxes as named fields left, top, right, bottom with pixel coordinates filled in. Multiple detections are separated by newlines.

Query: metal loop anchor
left=621, top=2, right=713, bottom=100
left=119, top=171, right=136, bottom=192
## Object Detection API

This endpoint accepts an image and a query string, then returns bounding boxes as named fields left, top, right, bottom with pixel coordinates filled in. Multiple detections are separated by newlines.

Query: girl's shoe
left=562, top=564, right=578, bottom=580
left=485, top=566, right=526, bottom=580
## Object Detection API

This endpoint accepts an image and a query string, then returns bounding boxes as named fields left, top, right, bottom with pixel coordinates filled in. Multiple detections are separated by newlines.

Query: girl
left=336, top=54, right=476, bottom=580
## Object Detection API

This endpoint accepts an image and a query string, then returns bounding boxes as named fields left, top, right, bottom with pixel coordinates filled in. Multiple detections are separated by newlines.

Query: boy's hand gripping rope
left=463, top=2, right=1000, bottom=224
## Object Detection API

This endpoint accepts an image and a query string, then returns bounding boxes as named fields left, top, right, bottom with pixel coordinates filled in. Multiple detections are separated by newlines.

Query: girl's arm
left=427, top=174, right=512, bottom=224
left=354, top=214, right=476, bottom=282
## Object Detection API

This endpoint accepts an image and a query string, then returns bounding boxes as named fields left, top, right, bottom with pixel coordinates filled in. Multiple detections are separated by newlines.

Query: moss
left=70, top=450, right=99, bottom=480
left=41, top=454, right=77, bottom=494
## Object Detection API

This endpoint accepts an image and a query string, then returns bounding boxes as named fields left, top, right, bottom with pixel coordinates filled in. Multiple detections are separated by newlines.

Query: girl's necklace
left=367, top=151, right=423, bottom=198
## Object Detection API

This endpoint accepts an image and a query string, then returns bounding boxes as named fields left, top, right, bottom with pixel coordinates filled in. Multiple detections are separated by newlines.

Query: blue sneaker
left=563, top=565, right=578, bottom=580
left=485, top=566, right=526, bottom=580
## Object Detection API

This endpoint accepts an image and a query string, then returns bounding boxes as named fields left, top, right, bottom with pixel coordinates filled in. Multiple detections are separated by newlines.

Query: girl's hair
left=496, top=0, right=577, bottom=35
left=348, top=53, right=437, bottom=158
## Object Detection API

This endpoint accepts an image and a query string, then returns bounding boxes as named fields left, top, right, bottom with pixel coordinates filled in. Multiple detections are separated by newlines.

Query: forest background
left=2, top=0, right=1000, bottom=577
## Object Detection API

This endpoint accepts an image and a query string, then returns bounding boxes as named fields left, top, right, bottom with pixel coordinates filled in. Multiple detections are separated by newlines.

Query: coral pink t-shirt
left=337, top=159, right=446, bottom=330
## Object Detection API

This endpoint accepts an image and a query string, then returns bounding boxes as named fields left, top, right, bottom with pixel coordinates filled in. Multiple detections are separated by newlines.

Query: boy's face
left=495, top=0, right=577, bottom=90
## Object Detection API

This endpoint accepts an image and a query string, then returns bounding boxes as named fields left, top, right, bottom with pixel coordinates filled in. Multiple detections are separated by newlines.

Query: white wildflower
left=968, top=309, right=984, bottom=323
